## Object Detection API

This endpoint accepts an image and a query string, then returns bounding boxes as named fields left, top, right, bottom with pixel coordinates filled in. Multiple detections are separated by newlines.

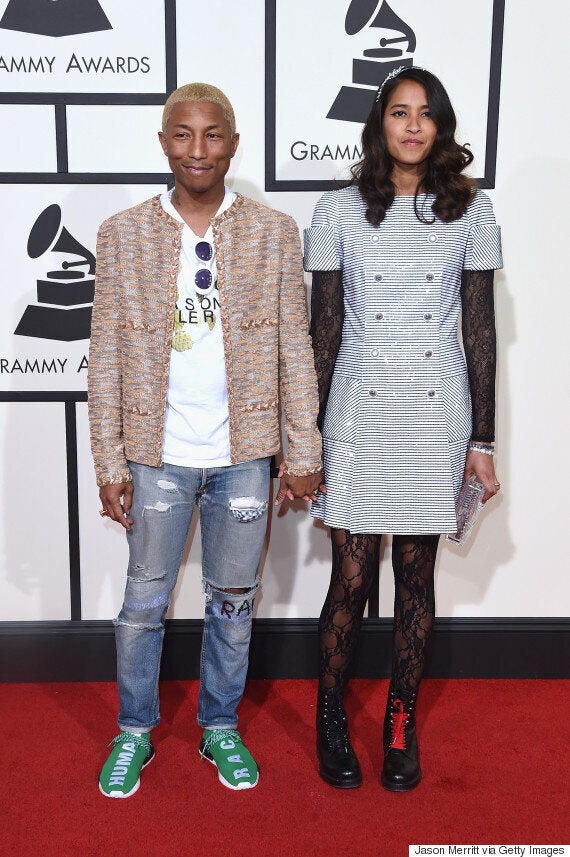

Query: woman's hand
left=274, top=464, right=326, bottom=505
left=463, top=450, right=501, bottom=504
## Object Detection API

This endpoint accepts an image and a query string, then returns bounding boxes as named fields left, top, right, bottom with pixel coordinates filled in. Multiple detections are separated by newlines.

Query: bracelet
left=468, top=441, right=494, bottom=456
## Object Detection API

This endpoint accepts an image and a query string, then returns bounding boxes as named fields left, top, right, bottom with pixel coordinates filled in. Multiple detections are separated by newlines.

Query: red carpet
left=2, top=679, right=568, bottom=856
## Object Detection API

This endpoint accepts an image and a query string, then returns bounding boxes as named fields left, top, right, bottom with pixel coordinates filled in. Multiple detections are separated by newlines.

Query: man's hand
left=99, top=481, right=134, bottom=531
left=274, top=466, right=326, bottom=505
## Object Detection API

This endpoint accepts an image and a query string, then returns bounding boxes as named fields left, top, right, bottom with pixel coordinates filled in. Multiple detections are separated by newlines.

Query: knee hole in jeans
left=127, top=564, right=167, bottom=583
left=204, top=580, right=258, bottom=621
left=228, top=496, right=268, bottom=522
left=156, top=479, right=178, bottom=492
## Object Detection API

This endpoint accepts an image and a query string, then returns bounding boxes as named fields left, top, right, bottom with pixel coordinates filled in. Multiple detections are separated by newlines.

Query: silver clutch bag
left=446, top=476, right=485, bottom=545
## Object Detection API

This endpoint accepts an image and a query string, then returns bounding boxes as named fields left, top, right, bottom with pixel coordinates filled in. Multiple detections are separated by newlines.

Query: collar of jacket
left=150, top=191, right=246, bottom=230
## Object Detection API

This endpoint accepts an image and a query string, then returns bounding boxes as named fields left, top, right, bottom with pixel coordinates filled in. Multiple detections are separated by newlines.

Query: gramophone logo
left=0, top=0, right=111, bottom=37
left=328, top=0, right=416, bottom=123
left=15, top=204, right=95, bottom=342
left=268, top=0, right=503, bottom=190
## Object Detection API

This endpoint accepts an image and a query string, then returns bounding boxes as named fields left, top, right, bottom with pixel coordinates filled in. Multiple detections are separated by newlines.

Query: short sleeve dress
left=304, top=186, right=503, bottom=535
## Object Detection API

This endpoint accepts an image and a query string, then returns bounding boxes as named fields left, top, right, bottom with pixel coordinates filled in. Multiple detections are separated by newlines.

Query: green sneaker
left=99, top=732, right=155, bottom=799
left=199, top=729, right=259, bottom=790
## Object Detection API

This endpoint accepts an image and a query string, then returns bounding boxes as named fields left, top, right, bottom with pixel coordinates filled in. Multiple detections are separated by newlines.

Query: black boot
left=316, top=689, right=362, bottom=789
left=381, top=688, right=422, bottom=792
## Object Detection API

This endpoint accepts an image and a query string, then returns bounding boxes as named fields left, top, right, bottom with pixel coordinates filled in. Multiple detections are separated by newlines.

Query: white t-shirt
left=161, top=187, right=236, bottom=467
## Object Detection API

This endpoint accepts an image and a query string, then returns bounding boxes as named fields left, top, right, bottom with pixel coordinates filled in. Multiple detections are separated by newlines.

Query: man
left=88, top=82, right=322, bottom=798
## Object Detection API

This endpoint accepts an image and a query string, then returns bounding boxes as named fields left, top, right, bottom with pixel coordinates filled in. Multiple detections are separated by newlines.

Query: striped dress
left=303, top=186, right=503, bottom=534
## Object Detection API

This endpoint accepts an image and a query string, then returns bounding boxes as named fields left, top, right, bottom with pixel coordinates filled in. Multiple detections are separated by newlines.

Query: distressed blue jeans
left=115, top=458, right=270, bottom=732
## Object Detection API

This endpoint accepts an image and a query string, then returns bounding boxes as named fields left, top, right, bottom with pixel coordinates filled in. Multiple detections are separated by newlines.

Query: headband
left=375, top=65, right=426, bottom=103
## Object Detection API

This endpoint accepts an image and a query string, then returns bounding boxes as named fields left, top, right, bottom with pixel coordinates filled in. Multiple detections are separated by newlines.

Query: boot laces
left=389, top=698, right=408, bottom=750
left=322, top=697, right=350, bottom=752
left=326, top=716, right=350, bottom=752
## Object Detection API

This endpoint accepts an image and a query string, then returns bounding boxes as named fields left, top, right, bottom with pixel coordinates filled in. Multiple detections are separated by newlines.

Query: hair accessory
left=375, top=66, right=406, bottom=102
left=375, top=65, right=427, bottom=103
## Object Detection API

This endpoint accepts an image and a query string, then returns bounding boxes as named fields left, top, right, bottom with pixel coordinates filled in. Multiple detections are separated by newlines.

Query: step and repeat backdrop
left=0, top=0, right=567, bottom=626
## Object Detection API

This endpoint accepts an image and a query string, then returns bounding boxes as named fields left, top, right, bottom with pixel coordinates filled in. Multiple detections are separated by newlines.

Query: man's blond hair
left=162, top=83, right=236, bottom=135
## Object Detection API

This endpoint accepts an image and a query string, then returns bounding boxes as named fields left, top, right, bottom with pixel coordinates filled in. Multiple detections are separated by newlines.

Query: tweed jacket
left=88, top=194, right=322, bottom=487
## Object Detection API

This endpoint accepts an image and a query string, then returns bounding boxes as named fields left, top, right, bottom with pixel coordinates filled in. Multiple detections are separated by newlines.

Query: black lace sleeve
left=460, top=269, right=497, bottom=443
left=310, top=270, right=344, bottom=431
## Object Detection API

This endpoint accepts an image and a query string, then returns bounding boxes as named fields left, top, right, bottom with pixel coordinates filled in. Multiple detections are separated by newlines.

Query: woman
left=304, top=67, right=502, bottom=791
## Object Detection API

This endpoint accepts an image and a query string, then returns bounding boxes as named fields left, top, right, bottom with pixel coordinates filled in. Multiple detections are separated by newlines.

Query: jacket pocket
left=441, top=373, right=472, bottom=442
left=119, top=320, right=157, bottom=333
left=239, top=317, right=278, bottom=331
left=323, top=375, right=359, bottom=442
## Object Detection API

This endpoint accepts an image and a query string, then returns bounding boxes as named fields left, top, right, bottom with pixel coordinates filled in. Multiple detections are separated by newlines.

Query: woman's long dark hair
left=351, top=67, right=476, bottom=226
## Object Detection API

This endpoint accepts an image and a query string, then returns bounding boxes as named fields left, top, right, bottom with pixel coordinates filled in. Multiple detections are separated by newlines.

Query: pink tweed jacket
left=88, top=194, right=322, bottom=487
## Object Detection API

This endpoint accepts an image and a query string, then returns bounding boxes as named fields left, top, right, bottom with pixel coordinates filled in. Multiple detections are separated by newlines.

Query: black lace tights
left=318, top=529, right=439, bottom=697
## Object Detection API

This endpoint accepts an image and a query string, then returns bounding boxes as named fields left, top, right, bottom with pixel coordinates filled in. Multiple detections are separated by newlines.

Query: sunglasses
left=194, top=241, right=215, bottom=294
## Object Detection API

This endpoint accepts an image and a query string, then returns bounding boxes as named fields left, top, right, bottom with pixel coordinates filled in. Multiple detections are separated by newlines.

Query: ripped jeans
left=115, top=458, right=270, bottom=732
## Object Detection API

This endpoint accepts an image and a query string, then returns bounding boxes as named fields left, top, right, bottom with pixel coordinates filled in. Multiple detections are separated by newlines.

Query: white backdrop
left=0, top=0, right=568, bottom=622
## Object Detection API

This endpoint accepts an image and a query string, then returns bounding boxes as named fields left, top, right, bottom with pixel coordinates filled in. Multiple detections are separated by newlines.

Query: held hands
left=274, top=462, right=326, bottom=505
left=463, top=450, right=501, bottom=504
left=99, top=481, right=134, bottom=531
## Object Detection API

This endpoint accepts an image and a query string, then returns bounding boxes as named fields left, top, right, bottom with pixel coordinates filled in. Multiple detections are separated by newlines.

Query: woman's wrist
left=468, top=439, right=495, bottom=456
